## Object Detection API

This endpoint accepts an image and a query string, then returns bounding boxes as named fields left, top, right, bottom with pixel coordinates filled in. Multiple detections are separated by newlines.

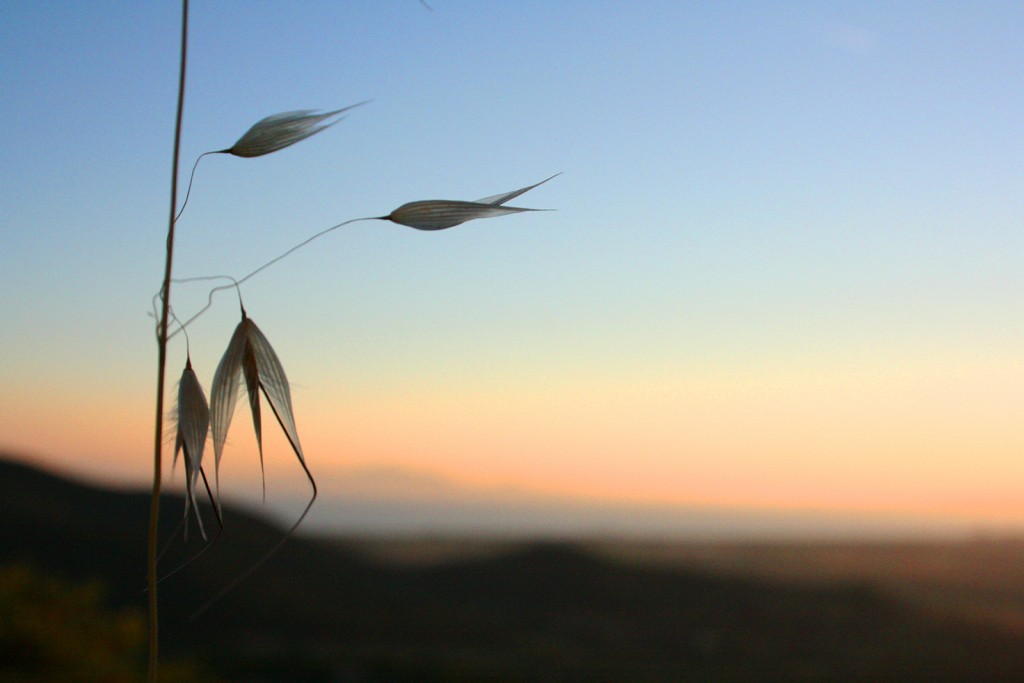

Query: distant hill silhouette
left=4, top=454, right=1024, bottom=682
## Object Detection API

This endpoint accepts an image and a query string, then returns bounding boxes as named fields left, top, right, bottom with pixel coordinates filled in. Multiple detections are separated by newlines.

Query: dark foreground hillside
left=4, top=456, right=1024, bottom=682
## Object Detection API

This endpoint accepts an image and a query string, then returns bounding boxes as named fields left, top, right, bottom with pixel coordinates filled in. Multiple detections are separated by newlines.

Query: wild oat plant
left=166, top=115, right=556, bottom=541
left=150, top=5, right=555, bottom=678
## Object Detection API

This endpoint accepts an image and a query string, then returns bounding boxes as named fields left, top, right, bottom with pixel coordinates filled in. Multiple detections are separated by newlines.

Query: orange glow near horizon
left=3, top=344, right=1023, bottom=528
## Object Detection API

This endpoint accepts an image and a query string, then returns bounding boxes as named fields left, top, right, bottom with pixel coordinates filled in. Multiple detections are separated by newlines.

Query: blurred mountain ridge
left=4, top=453, right=1024, bottom=682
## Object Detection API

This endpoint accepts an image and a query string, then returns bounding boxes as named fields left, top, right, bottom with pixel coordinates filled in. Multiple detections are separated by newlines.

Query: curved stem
left=174, top=150, right=218, bottom=224
left=149, top=1, right=188, bottom=680
left=167, top=215, right=379, bottom=339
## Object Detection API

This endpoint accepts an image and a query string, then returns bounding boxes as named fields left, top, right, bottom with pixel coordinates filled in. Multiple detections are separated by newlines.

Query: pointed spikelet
left=475, top=172, right=562, bottom=206
left=175, top=358, right=210, bottom=539
left=210, top=322, right=246, bottom=488
left=209, top=310, right=308, bottom=498
left=384, top=174, right=558, bottom=230
left=386, top=201, right=541, bottom=231
left=223, top=102, right=368, bottom=158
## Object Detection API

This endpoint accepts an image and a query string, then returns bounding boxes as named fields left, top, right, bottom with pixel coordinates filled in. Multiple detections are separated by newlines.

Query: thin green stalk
left=149, top=1, right=189, bottom=680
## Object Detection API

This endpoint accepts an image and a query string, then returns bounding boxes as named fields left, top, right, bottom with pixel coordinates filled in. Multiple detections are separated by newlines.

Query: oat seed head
left=223, top=102, right=368, bottom=158
left=175, top=358, right=211, bottom=539
left=386, top=201, right=542, bottom=230
left=209, top=311, right=306, bottom=500
left=384, top=174, right=559, bottom=230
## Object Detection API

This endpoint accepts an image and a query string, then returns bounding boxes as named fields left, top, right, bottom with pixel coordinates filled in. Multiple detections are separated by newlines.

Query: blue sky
left=2, top=1, right=1023, bottom=534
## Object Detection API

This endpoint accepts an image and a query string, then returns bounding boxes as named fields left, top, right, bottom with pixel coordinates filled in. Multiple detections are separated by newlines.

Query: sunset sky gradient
left=1, top=1, right=1022, bottom=534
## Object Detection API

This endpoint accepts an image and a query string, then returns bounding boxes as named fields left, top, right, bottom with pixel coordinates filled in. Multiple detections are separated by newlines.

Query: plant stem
left=149, top=1, right=189, bottom=680
left=166, top=216, right=375, bottom=339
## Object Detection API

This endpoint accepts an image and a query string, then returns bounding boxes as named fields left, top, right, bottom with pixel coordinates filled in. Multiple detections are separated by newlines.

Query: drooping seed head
left=210, top=312, right=306, bottom=497
left=175, top=358, right=211, bottom=539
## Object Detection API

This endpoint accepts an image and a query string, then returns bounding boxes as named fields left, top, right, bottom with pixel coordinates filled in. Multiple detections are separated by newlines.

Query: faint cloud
left=817, top=20, right=880, bottom=57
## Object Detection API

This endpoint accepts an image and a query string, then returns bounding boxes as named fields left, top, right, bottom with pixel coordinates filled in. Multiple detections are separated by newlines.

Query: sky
left=1, top=1, right=1023, bottom=537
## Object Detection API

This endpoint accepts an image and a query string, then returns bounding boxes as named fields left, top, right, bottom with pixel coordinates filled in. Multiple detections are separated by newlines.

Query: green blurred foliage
left=0, top=563, right=218, bottom=683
